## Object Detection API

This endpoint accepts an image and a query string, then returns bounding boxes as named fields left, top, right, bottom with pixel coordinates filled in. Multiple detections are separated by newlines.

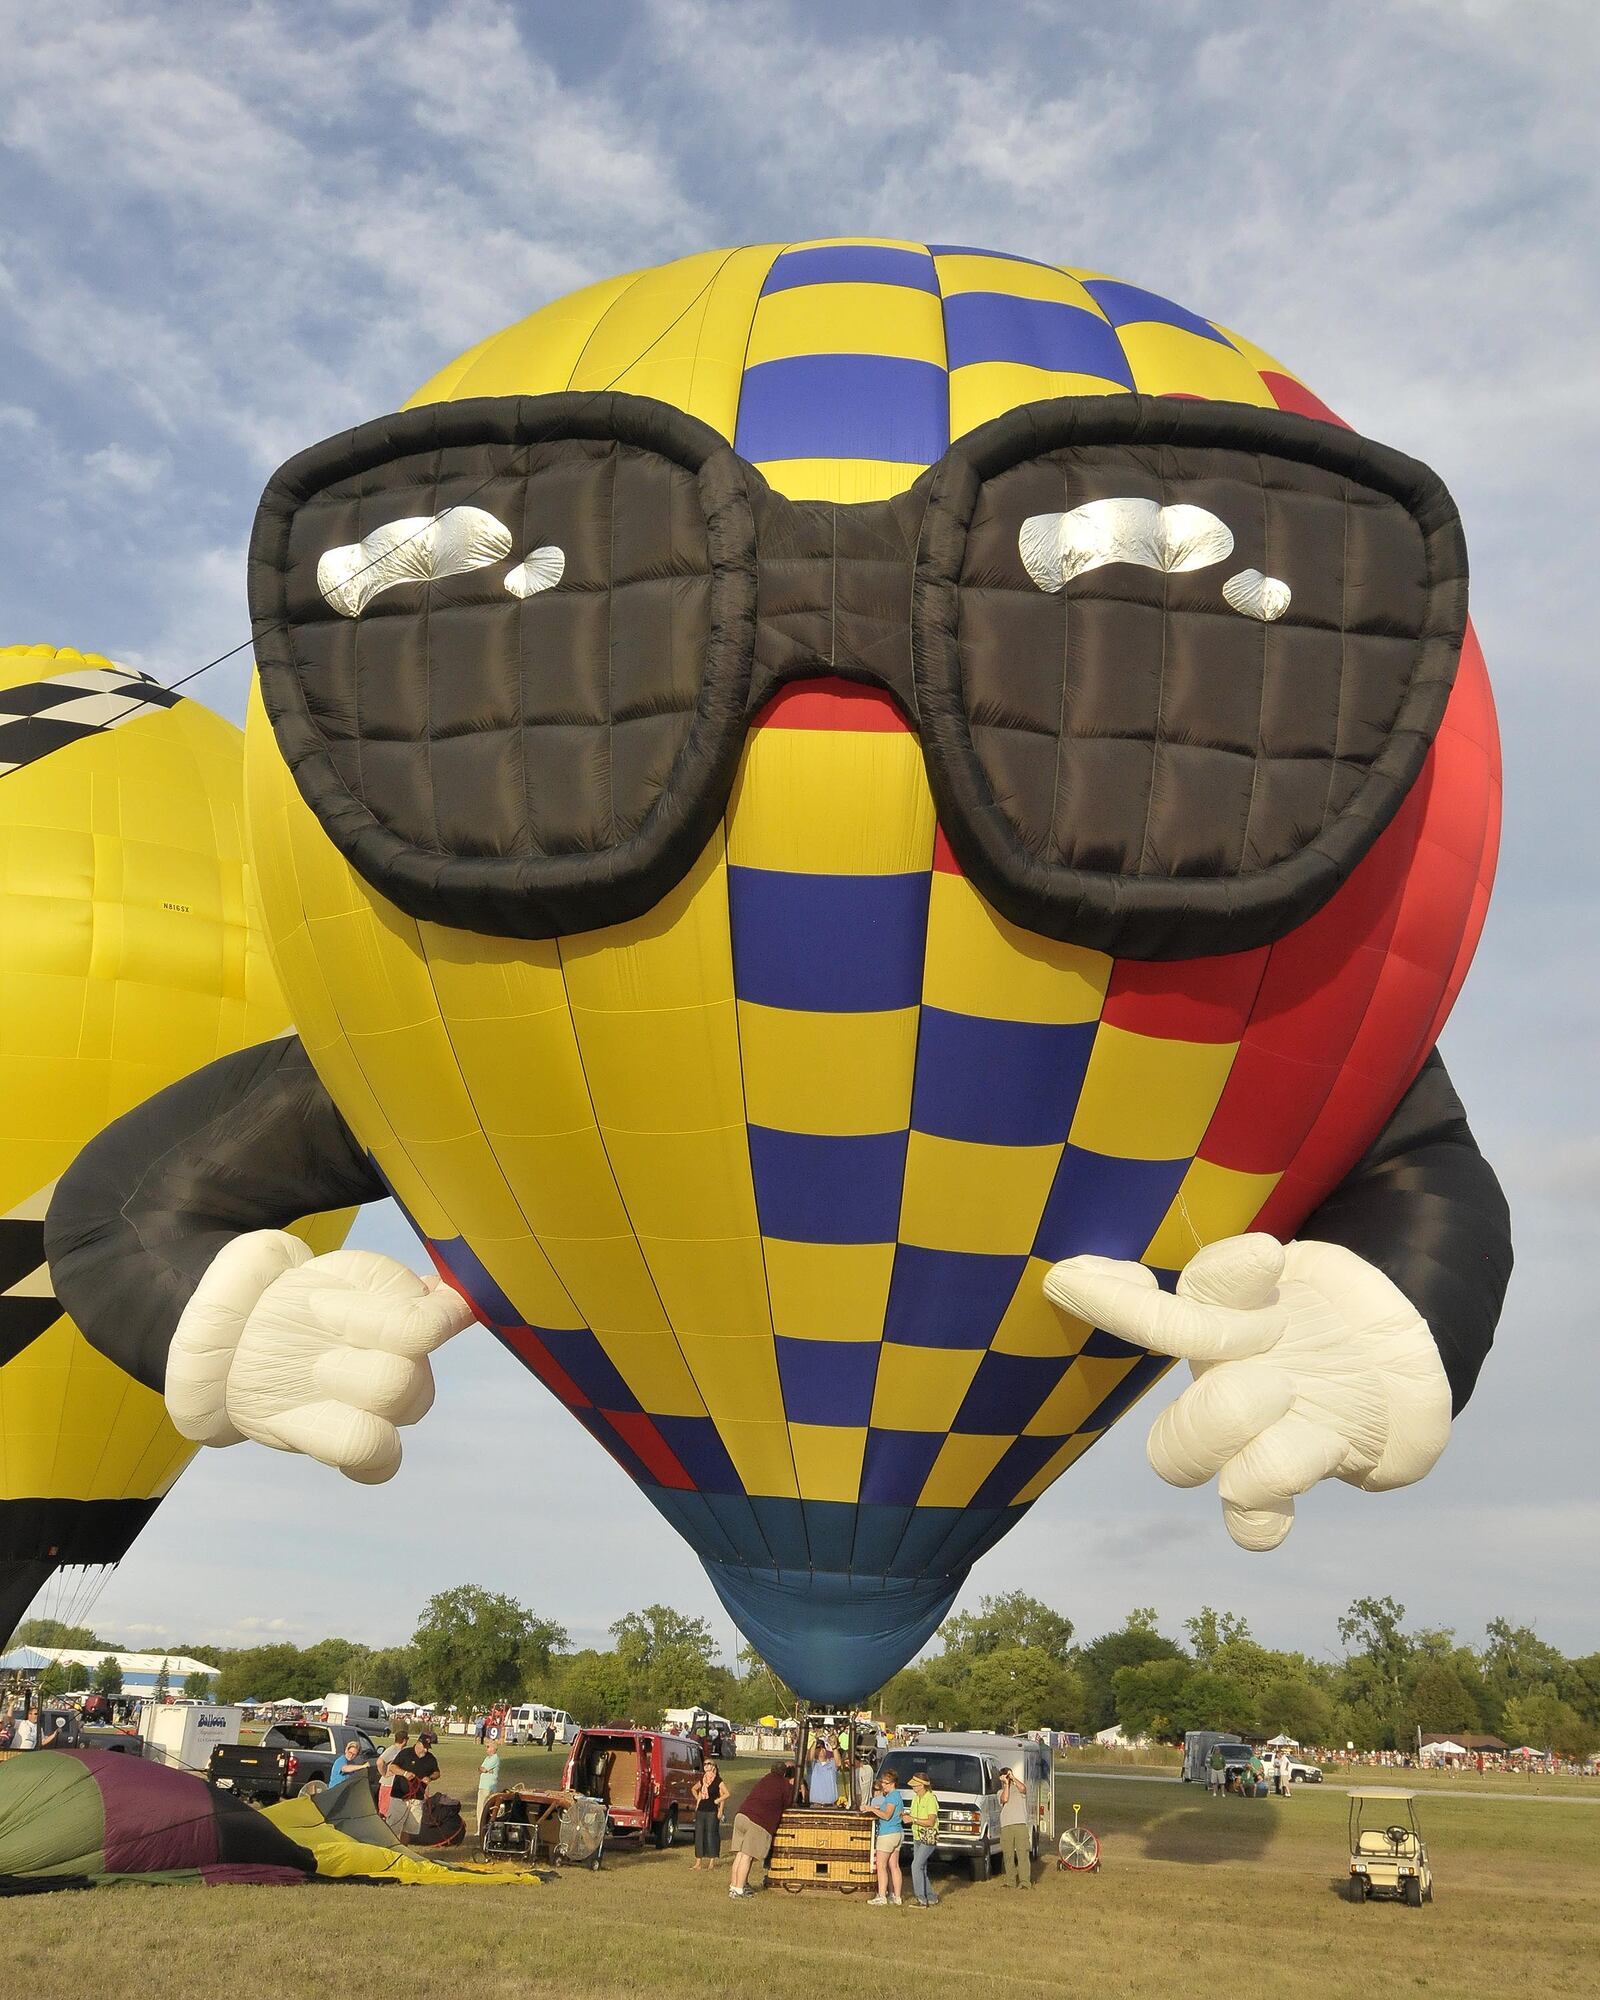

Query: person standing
left=906, top=1771, right=941, bottom=1906
left=476, top=1741, right=503, bottom=1839
left=867, top=1770, right=905, bottom=1906
left=377, top=1723, right=409, bottom=1824
left=998, top=1764, right=1031, bottom=1888
left=853, top=1753, right=875, bottom=1810
left=809, top=1734, right=840, bottom=1808
left=727, top=1762, right=795, bottom=1899
left=10, top=1705, right=38, bottom=1751
left=1207, top=1744, right=1225, bottom=1797
left=692, top=1759, right=731, bottom=1871
left=389, top=1729, right=441, bottom=1837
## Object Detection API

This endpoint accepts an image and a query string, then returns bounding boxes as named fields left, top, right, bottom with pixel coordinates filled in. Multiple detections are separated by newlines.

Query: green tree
left=554, top=1649, right=636, bottom=1725
left=91, top=1656, right=123, bottom=1697
left=1112, top=1657, right=1191, bottom=1739
left=1172, top=1669, right=1254, bottom=1734
left=341, top=1646, right=417, bottom=1705
left=153, top=1657, right=171, bottom=1702
left=182, top=1670, right=214, bottom=1701
left=1403, top=1660, right=1482, bottom=1739
left=1338, top=1596, right=1412, bottom=1698
left=610, top=1605, right=721, bottom=1712
left=411, top=1587, right=563, bottom=1713
left=962, top=1645, right=1084, bottom=1732
left=1255, top=1672, right=1334, bottom=1745
left=735, top=1645, right=796, bottom=1720
left=299, top=1639, right=356, bottom=1696
left=939, top=1592, right=1075, bottom=1663
left=880, top=1663, right=942, bottom=1726
left=1184, top=1608, right=1251, bottom=1665
left=215, top=1644, right=306, bottom=1706
left=1078, top=1613, right=1184, bottom=1731
left=15, top=1618, right=109, bottom=1649
left=1501, top=1687, right=1598, bottom=1761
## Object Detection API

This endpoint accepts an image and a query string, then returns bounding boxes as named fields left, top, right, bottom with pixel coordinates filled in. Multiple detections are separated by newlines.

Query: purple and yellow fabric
left=0, top=1748, right=313, bottom=1888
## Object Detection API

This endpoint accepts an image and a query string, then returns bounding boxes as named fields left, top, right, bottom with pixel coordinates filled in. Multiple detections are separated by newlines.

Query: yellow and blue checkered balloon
left=245, top=242, right=1499, bottom=1697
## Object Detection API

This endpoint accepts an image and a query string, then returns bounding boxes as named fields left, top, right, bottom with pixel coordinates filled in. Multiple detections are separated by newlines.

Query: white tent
left=1265, top=1733, right=1299, bottom=1748
left=1420, top=1739, right=1467, bottom=1761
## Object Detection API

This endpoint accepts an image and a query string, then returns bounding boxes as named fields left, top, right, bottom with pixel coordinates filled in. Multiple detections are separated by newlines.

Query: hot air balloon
left=45, top=242, right=1510, bottom=1700
left=0, top=643, right=348, bottom=1639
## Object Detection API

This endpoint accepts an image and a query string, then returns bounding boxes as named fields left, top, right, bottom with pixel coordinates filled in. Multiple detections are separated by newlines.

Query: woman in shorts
left=867, top=1769, right=905, bottom=1905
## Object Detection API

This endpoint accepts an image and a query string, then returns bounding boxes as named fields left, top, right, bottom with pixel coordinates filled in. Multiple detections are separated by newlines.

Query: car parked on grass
left=562, top=1727, right=704, bottom=1847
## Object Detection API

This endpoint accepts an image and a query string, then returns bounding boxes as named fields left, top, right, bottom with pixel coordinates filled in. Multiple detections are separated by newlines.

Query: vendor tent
left=263, top=1777, right=545, bottom=1886
left=0, top=1750, right=313, bottom=1893
left=1264, top=1734, right=1299, bottom=1748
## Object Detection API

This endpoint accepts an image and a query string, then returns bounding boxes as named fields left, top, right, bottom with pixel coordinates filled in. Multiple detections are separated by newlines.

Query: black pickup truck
left=208, top=1723, right=381, bottom=1803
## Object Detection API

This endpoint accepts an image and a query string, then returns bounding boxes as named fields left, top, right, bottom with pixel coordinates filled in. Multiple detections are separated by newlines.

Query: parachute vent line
left=0, top=252, right=744, bottom=779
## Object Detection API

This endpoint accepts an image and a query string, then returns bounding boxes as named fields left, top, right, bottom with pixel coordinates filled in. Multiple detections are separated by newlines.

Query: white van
left=322, top=1693, right=390, bottom=1732
left=876, top=1732, right=1055, bottom=1879
left=504, top=1703, right=578, bottom=1746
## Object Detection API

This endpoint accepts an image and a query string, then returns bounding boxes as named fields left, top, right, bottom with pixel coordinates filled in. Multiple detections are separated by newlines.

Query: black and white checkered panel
left=1, top=1184, right=57, bottom=1367
left=0, top=669, right=181, bottom=775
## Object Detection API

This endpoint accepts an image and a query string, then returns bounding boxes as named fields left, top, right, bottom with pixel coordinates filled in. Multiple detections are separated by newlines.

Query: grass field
left=6, top=1737, right=1598, bottom=2000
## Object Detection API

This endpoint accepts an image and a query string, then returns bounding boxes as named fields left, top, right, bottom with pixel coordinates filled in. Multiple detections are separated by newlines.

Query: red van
left=563, top=1728, right=705, bottom=1847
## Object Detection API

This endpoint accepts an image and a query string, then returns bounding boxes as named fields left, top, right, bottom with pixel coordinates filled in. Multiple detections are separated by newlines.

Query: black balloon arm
left=1299, top=1049, right=1511, bottom=1415
left=44, top=1037, right=383, bottom=1396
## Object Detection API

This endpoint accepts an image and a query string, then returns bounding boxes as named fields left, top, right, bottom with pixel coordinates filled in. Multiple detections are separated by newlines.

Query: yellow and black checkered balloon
left=0, top=643, right=345, bottom=1634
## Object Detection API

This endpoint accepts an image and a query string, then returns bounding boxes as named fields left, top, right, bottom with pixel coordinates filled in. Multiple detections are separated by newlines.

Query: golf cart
left=1346, top=1788, right=1433, bottom=1906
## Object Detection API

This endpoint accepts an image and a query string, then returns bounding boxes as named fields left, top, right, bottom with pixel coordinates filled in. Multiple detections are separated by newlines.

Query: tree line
left=17, top=1591, right=1599, bottom=1757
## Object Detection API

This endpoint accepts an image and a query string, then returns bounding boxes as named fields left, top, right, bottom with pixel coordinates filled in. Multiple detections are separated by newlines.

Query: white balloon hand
left=1042, top=1234, right=1450, bottom=1551
left=165, top=1232, right=476, bottom=1484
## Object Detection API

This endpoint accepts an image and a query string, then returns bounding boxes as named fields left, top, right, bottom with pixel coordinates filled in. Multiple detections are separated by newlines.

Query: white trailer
left=139, top=1702, right=244, bottom=1773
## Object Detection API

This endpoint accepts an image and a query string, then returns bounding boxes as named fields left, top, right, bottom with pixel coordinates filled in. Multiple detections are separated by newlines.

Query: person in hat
left=905, top=1771, right=941, bottom=1907
left=391, top=1728, right=441, bottom=1808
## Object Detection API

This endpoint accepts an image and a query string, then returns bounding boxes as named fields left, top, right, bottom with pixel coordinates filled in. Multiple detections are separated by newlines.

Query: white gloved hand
left=165, top=1232, right=476, bottom=1484
left=1042, top=1233, right=1450, bottom=1551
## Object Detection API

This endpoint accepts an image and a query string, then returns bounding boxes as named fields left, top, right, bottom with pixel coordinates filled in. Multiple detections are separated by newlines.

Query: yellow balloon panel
left=0, top=644, right=343, bottom=1528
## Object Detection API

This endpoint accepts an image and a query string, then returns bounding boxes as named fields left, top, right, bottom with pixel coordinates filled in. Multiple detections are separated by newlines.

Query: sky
left=3, top=0, right=1597, bottom=1670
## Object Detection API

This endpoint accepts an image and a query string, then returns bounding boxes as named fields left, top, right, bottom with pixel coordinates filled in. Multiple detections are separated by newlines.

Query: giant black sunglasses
left=249, top=390, right=1465, bottom=961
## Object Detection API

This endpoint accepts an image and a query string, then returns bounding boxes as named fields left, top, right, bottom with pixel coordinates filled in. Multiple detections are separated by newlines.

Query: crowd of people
left=1203, top=1744, right=1299, bottom=1798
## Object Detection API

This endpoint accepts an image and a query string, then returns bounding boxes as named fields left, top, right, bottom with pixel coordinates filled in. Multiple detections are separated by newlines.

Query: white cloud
left=82, top=442, right=168, bottom=492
